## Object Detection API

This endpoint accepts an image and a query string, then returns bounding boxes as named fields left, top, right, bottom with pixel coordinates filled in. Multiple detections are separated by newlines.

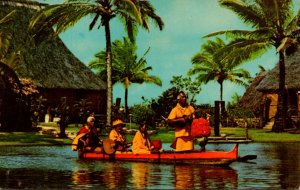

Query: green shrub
left=130, top=104, right=156, bottom=128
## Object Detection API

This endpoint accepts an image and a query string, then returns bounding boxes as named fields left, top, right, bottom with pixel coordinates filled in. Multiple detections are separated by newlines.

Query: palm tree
left=188, top=37, right=251, bottom=101
left=29, top=0, right=164, bottom=126
left=89, top=37, right=162, bottom=117
left=205, top=0, right=300, bottom=132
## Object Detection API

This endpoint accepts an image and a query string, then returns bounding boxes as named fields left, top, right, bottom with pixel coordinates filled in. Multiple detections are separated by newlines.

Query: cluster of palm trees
left=189, top=0, right=300, bottom=132
left=88, top=37, right=162, bottom=117
left=2, top=0, right=300, bottom=132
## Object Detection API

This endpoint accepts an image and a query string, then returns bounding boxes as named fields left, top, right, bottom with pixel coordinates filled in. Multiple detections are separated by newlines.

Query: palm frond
left=215, top=37, right=271, bottom=66
left=138, top=0, right=164, bottom=31
left=204, top=29, right=254, bottom=39
left=219, top=0, right=267, bottom=28
left=29, top=3, right=98, bottom=38
left=0, top=0, right=47, bottom=9
left=116, top=0, right=142, bottom=24
left=286, top=9, right=300, bottom=34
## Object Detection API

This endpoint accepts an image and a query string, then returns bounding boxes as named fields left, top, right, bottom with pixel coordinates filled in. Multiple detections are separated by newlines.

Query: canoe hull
left=81, top=144, right=238, bottom=166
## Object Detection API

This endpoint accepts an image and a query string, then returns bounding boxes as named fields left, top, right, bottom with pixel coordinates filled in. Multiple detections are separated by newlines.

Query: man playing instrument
left=168, top=91, right=195, bottom=152
left=109, top=119, right=131, bottom=152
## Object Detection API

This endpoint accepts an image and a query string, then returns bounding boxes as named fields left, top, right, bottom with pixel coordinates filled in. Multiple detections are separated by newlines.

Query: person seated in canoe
left=132, top=121, right=154, bottom=154
left=109, top=119, right=132, bottom=152
left=168, top=91, right=195, bottom=152
left=72, top=116, right=102, bottom=153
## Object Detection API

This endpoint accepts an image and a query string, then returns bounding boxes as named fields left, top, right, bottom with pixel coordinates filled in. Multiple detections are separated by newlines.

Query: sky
left=41, top=0, right=300, bottom=106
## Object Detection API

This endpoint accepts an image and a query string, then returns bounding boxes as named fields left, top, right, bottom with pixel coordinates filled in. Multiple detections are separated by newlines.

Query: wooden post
left=214, top=101, right=224, bottom=137
left=245, top=119, right=248, bottom=140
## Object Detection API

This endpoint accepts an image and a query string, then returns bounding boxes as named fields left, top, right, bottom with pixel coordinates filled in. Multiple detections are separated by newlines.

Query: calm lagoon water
left=0, top=143, right=299, bottom=189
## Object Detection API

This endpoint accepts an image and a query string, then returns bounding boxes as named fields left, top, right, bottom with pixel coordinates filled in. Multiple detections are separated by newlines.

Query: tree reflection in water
left=131, top=162, right=149, bottom=188
left=101, top=163, right=130, bottom=189
left=71, top=162, right=130, bottom=189
left=173, top=165, right=237, bottom=189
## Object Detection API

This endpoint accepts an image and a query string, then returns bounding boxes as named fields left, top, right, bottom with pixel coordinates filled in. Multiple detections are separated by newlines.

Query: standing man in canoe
left=168, top=91, right=195, bottom=152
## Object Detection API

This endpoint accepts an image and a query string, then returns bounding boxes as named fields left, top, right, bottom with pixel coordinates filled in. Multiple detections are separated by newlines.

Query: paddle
left=237, top=154, right=257, bottom=162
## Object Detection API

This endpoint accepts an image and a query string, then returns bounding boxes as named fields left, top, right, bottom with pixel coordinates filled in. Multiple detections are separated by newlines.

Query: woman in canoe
left=132, top=121, right=154, bottom=154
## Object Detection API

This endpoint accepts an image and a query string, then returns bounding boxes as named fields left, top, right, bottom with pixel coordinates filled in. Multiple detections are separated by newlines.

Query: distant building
left=0, top=4, right=107, bottom=128
left=239, top=49, right=300, bottom=126
left=255, top=49, right=300, bottom=122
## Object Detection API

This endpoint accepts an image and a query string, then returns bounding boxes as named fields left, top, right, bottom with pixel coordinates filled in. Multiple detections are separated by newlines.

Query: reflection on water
left=173, top=165, right=237, bottom=189
left=131, top=162, right=150, bottom=188
left=101, top=163, right=130, bottom=189
left=0, top=143, right=299, bottom=189
left=0, top=168, right=72, bottom=189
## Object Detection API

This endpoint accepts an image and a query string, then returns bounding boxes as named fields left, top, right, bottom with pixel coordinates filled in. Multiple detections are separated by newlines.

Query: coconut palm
left=188, top=37, right=251, bottom=101
left=205, top=0, right=300, bottom=132
left=29, top=0, right=164, bottom=126
left=89, top=37, right=162, bottom=117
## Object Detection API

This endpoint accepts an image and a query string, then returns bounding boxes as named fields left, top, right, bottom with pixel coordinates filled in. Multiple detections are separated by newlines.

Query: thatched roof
left=237, top=71, right=266, bottom=115
left=0, top=4, right=106, bottom=91
left=256, top=49, right=300, bottom=92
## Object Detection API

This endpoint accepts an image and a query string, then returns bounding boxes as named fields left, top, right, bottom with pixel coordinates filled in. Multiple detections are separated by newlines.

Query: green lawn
left=0, top=132, right=72, bottom=146
left=213, top=127, right=300, bottom=142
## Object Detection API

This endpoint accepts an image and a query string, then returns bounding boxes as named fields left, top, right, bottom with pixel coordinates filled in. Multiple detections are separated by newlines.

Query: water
left=0, top=143, right=299, bottom=189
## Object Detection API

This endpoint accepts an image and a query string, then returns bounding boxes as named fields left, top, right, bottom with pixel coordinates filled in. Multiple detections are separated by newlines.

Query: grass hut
left=256, top=49, right=300, bottom=123
left=0, top=3, right=107, bottom=125
left=237, top=71, right=267, bottom=118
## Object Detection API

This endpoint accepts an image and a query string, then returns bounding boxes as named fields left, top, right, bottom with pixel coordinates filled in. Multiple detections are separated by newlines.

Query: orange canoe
left=81, top=144, right=239, bottom=166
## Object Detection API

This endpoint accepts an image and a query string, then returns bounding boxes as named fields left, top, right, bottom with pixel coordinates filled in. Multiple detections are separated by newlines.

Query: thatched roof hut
left=256, top=49, right=300, bottom=92
left=1, top=5, right=106, bottom=91
left=0, top=4, right=107, bottom=119
left=255, top=49, right=300, bottom=120
left=237, top=71, right=267, bottom=116
left=238, top=48, right=300, bottom=125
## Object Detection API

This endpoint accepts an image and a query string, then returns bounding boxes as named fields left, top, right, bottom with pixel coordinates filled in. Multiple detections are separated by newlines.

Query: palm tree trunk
left=125, top=87, right=128, bottom=117
left=273, top=51, right=287, bottom=132
left=220, top=82, right=223, bottom=101
left=104, top=21, right=112, bottom=127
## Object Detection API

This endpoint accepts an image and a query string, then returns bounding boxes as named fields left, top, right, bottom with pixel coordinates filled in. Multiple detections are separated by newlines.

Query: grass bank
left=0, top=132, right=72, bottom=146
left=218, top=127, right=300, bottom=142
left=0, top=123, right=299, bottom=146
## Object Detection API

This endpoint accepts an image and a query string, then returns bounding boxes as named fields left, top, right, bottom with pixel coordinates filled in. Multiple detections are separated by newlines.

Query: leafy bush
left=227, top=108, right=255, bottom=119
left=130, top=104, right=155, bottom=128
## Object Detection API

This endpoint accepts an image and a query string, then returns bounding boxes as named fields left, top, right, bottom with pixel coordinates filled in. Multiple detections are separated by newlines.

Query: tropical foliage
left=188, top=37, right=251, bottom=101
left=227, top=92, right=241, bottom=109
left=170, top=75, right=201, bottom=105
left=149, top=87, right=180, bottom=122
left=205, top=0, right=300, bottom=132
left=29, top=0, right=164, bottom=126
left=89, top=37, right=162, bottom=117
left=130, top=103, right=155, bottom=127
